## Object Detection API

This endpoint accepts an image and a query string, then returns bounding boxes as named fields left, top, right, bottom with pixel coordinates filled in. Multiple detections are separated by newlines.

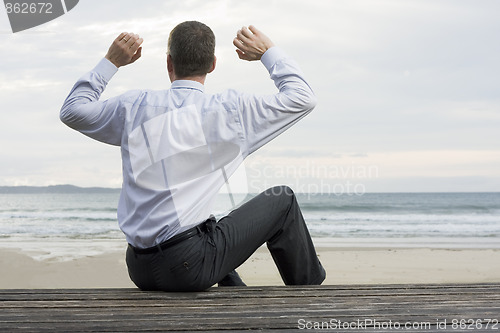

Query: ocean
left=1, top=191, right=499, bottom=260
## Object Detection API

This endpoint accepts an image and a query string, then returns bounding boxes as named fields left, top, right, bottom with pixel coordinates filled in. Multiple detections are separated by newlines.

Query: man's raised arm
left=231, top=26, right=317, bottom=155
left=59, top=33, right=143, bottom=145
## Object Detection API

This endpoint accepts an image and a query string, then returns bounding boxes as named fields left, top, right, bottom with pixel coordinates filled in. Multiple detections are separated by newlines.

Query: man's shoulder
left=119, top=89, right=167, bottom=105
left=216, top=88, right=241, bottom=99
left=208, top=89, right=243, bottom=109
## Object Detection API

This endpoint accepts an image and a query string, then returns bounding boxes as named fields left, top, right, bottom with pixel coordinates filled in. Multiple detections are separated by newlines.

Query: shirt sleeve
left=59, top=58, right=127, bottom=146
left=236, top=47, right=317, bottom=155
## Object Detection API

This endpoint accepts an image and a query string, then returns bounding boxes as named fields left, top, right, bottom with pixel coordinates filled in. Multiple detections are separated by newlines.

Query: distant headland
left=0, top=185, right=120, bottom=194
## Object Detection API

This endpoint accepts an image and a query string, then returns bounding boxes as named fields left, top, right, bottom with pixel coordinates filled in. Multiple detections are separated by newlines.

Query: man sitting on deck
left=60, top=21, right=325, bottom=291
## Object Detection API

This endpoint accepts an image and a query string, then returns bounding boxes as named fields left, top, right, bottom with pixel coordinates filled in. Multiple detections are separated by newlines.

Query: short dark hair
left=168, top=21, right=215, bottom=78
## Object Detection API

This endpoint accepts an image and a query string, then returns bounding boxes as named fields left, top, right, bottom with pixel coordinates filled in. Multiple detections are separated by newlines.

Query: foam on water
left=1, top=192, right=499, bottom=259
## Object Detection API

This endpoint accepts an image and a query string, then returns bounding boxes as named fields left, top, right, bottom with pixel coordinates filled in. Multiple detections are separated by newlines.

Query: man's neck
left=171, top=75, right=206, bottom=85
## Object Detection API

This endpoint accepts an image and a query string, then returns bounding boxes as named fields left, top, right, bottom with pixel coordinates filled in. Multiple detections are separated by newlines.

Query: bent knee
left=265, top=185, right=295, bottom=199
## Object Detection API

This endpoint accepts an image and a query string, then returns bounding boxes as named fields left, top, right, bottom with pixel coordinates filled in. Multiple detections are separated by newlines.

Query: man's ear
left=208, top=55, right=217, bottom=73
left=167, top=54, right=174, bottom=74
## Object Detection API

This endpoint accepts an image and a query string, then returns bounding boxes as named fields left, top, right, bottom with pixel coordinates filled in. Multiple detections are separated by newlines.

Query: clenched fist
left=105, top=32, right=144, bottom=68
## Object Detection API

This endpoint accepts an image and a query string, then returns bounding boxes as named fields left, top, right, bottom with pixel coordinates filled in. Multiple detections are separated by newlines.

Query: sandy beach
left=2, top=191, right=498, bottom=289
left=1, top=245, right=499, bottom=289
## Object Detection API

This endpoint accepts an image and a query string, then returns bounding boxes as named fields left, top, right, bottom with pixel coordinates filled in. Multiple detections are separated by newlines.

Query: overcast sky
left=0, top=0, right=499, bottom=192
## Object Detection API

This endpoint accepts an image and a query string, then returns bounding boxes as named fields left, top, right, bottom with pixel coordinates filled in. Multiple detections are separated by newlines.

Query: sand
left=1, top=246, right=500, bottom=289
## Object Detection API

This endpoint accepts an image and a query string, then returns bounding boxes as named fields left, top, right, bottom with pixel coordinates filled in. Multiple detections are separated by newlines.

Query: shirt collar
left=171, top=80, right=205, bottom=93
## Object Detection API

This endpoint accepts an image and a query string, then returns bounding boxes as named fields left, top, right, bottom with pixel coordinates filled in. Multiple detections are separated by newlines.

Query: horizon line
left=0, top=184, right=498, bottom=194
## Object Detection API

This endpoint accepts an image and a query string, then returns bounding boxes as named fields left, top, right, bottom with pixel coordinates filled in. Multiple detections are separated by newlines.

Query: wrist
left=261, top=46, right=284, bottom=69
left=97, top=58, right=119, bottom=81
left=105, top=55, right=121, bottom=68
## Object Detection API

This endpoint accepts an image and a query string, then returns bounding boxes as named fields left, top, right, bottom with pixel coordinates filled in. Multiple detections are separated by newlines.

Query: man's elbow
left=303, top=93, right=317, bottom=113
left=59, top=103, right=81, bottom=129
left=59, top=106, right=72, bottom=126
left=295, top=91, right=317, bottom=114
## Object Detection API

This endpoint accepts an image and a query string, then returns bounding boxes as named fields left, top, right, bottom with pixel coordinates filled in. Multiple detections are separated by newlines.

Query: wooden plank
left=2, top=287, right=499, bottom=308
left=1, top=283, right=499, bottom=301
left=1, top=284, right=499, bottom=332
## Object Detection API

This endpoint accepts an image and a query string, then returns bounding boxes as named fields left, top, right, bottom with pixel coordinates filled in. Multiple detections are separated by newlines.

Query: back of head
left=168, top=21, right=216, bottom=78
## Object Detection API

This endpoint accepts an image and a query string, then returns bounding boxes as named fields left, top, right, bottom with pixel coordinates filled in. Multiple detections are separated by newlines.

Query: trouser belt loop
left=156, top=243, right=164, bottom=257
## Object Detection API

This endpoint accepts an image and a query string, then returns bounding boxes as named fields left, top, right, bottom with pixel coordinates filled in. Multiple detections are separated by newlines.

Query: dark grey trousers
left=126, top=186, right=326, bottom=291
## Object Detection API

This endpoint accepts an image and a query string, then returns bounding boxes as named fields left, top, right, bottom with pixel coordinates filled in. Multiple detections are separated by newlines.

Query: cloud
left=0, top=0, right=499, bottom=191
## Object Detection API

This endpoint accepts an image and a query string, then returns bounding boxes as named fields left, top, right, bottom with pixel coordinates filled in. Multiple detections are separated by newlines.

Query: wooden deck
left=1, top=283, right=499, bottom=332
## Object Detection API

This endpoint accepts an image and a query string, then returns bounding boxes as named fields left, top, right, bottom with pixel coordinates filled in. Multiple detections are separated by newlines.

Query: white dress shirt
left=60, top=47, right=316, bottom=248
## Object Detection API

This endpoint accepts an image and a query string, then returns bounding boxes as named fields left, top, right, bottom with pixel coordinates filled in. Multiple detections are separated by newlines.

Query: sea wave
left=0, top=192, right=499, bottom=241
